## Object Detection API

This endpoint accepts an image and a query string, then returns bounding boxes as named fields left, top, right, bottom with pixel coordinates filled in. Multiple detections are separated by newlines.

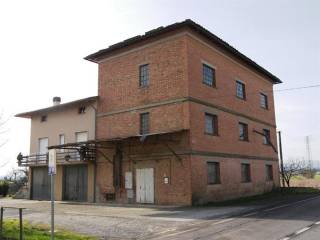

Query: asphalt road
left=150, top=195, right=320, bottom=240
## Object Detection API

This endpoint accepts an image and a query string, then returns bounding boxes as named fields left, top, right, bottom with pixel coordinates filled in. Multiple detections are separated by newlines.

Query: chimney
left=53, top=96, right=61, bottom=106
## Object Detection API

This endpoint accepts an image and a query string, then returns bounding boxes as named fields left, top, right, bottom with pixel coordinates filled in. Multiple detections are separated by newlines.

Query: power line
left=274, top=84, right=320, bottom=92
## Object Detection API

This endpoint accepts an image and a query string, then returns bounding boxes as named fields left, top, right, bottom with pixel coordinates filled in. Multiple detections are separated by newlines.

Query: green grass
left=313, top=174, right=320, bottom=180
left=201, top=187, right=320, bottom=207
left=1, top=219, right=97, bottom=240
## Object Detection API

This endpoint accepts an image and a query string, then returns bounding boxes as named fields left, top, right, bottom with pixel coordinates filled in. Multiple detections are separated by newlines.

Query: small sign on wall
left=125, top=172, right=133, bottom=189
left=164, top=177, right=169, bottom=184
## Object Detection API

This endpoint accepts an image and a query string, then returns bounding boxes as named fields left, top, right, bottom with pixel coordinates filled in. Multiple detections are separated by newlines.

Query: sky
left=0, top=0, right=319, bottom=176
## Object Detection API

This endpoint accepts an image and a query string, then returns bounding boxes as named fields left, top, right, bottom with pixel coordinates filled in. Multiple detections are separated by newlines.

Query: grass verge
left=202, top=187, right=320, bottom=207
left=1, top=219, right=97, bottom=240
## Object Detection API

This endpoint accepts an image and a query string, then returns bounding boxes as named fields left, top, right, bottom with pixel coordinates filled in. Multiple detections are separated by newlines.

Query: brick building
left=17, top=19, right=281, bottom=205
left=84, top=19, right=281, bottom=205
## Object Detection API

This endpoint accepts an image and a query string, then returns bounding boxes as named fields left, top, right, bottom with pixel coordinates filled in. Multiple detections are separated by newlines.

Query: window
left=205, top=113, right=218, bottom=135
left=202, top=64, right=215, bottom=87
left=236, top=81, right=246, bottom=100
left=241, top=163, right=251, bottom=182
left=263, top=129, right=271, bottom=145
left=40, top=115, right=47, bottom=122
left=59, top=134, right=65, bottom=152
left=139, top=64, right=149, bottom=87
left=140, top=112, right=150, bottom=135
left=239, top=122, right=249, bottom=141
left=207, top=162, right=220, bottom=184
left=260, top=93, right=268, bottom=109
left=78, top=106, right=86, bottom=114
left=76, top=132, right=88, bottom=143
left=38, top=137, right=48, bottom=154
left=266, top=165, right=273, bottom=181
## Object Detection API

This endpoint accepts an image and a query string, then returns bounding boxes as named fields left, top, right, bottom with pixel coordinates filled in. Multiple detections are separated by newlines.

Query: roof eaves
left=84, top=19, right=282, bottom=84
left=15, top=96, right=98, bottom=118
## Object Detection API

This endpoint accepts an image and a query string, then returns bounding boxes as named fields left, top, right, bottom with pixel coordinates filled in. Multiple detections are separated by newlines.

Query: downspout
left=90, top=102, right=97, bottom=203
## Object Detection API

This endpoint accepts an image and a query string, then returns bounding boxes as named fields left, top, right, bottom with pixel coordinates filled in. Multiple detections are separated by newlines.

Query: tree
left=282, top=159, right=306, bottom=187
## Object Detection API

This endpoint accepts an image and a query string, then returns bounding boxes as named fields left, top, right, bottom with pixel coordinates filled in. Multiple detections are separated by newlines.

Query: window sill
left=241, top=181, right=252, bottom=184
left=208, top=182, right=221, bottom=185
left=139, top=85, right=149, bottom=89
left=239, top=139, right=249, bottom=142
left=236, top=96, right=246, bottom=101
left=205, top=132, right=219, bottom=136
left=260, top=107, right=269, bottom=110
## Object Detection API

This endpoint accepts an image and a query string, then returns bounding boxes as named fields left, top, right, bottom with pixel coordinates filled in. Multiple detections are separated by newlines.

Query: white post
left=48, top=149, right=57, bottom=240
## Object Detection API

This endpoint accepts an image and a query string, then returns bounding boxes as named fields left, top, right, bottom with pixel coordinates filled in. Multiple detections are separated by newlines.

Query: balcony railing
left=17, top=149, right=96, bottom=167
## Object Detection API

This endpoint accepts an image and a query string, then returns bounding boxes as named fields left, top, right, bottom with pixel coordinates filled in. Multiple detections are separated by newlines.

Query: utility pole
left=278, top=131, right=285, bottom=187
left=306, top=136, right=312, bottom=177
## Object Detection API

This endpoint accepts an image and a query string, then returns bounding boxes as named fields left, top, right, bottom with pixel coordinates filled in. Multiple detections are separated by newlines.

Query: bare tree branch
left=282, top=159, right=306, bottom=187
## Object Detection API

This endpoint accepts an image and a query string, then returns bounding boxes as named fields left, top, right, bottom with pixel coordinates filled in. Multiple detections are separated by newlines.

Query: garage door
left=63, top=165, right=88, bottom=201
left=32, top=167, right=51, bottom=200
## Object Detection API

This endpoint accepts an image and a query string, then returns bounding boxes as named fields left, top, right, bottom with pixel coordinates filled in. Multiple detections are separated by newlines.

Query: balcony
left=17, top=148, right=96, bottom=167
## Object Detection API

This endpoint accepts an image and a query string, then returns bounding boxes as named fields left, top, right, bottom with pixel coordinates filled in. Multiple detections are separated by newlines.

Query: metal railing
left=17, top=149, right=96, bottom=167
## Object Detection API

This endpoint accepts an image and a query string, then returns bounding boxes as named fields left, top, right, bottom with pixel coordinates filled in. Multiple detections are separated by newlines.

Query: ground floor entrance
left=136, top=168, right=154, bottom=203
left=31, top=167, right=51, bottom=200
left=63, top=165, right=88, bottom=201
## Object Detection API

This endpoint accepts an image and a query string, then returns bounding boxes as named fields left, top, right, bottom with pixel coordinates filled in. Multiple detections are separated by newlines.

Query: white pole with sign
left=48, top=149, right=56, bottom=240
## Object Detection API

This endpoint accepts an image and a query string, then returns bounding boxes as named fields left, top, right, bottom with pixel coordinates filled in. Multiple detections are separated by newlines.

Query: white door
left=136, top=168, right=154, bottom=203
left=38, top=138, right=48, bottom=154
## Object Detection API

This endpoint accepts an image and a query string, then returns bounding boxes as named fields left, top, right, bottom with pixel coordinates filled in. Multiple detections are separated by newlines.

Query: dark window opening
left=140, top=112, right=150, bottom=135
left=236, top=81, right=246, bottom=100
left=266, top=165, right=273, bottom=181
left=203, top=64, right=216, bottom=87
left=241, top=163, right=251, bottom=182
left=78, top=106, right=86, bottom=114
left=239, top=122, right=249, bottom=141
left=263, top=129, right=271, bottom=145
left=41, top=115, right=47, bottom=122
left=207, top=162, right=220, bottom=184
left=205, top=113, right=218, bottom=135
left=139, top=64, right=149, bottom=87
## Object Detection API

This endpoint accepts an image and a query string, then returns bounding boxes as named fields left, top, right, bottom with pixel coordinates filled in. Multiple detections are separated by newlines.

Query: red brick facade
left=91, top=23, right=280, bottom=205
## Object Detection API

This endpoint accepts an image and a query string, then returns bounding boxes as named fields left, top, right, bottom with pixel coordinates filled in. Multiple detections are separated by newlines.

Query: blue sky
left=0, top=0, right=319, bottom=176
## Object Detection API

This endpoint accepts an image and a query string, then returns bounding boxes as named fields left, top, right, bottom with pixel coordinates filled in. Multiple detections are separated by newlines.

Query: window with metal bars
left=236, top=81, right=246, bottom=100
left=140, top=112, right=150, bottom=135
left=202, top=64, right=215, bottom=87
left=139, top=64, right=149, bottom=87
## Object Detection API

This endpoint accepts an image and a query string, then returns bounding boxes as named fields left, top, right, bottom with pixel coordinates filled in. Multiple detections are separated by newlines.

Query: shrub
left=0, top=180, right=9, bottom=197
